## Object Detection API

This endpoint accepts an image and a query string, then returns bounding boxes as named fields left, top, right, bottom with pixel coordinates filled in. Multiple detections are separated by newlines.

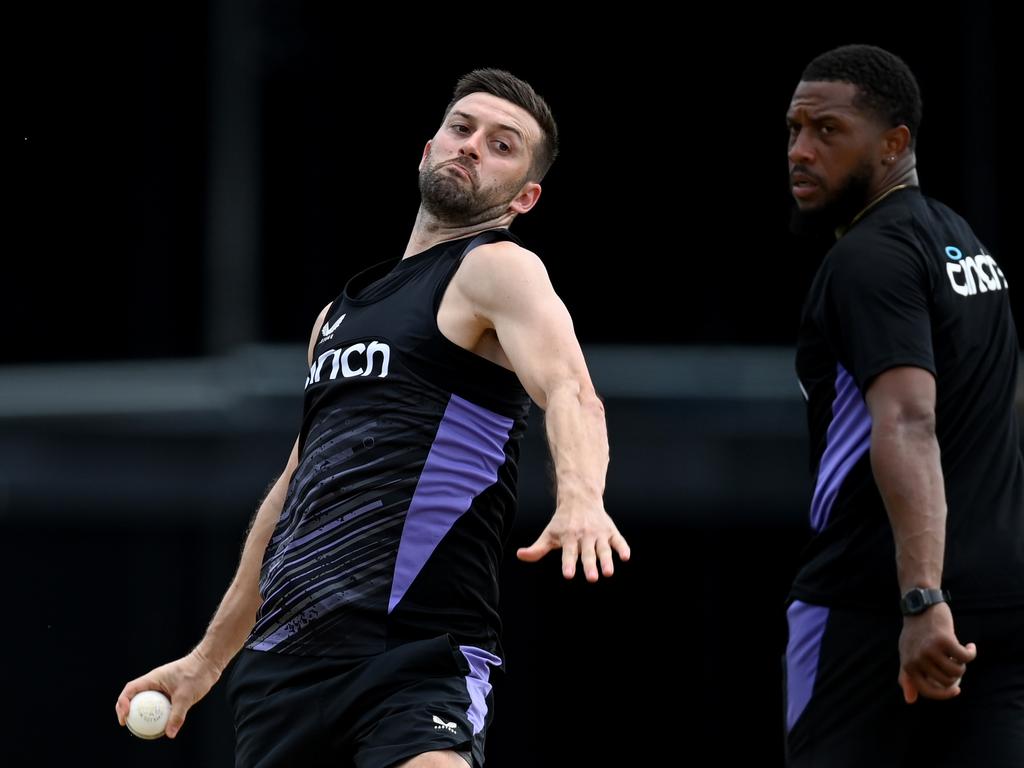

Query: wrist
left=192, top=643, right=227, bottom=678
left=899, top=587, right=951, bottom=616
left=556, top=479, right=604, bottom=505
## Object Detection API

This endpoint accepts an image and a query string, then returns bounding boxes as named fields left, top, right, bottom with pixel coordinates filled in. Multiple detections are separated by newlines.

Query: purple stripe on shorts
left=785, top=600, right=830, bottom=732
left=459, top=645, right=502, bottom=735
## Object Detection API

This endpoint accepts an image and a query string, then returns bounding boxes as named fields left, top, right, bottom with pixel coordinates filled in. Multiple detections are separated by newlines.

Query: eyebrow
left=449, top=110, right=525, bottom=144
left=786, top=110, right=848, bottom=125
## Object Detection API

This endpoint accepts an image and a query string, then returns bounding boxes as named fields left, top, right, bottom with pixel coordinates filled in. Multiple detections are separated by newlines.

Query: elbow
left=580, top=388, right=605, bottom=416
left=897, top=402, right=936, bottom=434
left=873, top=403, right=936, bottom=441
left=543, top=383, right=606, bottom=428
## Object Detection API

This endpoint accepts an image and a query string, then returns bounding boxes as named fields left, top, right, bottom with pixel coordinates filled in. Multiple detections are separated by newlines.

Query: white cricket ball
left=126, top=690, right=171, bottom=740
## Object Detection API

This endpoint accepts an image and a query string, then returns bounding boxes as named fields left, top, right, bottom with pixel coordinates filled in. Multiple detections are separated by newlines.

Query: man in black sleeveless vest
left=116, top=69, right=630, bottom=767
left=785, top=45, right=1024, bottom=766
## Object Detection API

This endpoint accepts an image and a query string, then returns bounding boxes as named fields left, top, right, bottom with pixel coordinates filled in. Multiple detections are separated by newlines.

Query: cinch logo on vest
left=305, top=341, right=391, bottom=388
left=944, top=246, right=1008, bottom=297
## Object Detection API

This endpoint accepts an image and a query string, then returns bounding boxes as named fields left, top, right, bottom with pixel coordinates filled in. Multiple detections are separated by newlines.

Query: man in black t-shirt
left=785, top=45, right=1024, bottom=766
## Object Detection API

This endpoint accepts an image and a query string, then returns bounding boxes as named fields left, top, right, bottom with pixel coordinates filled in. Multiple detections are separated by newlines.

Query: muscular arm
left=452, top=243, right=629, bottom=581
left=115, top=302, right=332, bottom=735
left=194, top=438, right=299, bottom=672
left=865, top=366, right=945, bottom=594
left=197, top=301, right=332, bottom=667
left=865, top=366, right=976, bottom=703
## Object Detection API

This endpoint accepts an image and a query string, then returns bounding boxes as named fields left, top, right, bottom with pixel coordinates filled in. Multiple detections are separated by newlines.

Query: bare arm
left=194, top=438, right=299, bottom=672
left=865, top=366, right=976, bottom=703
left=453, top=243, right=629, bottom=581
left=866, top=366, right=946, bottom=594
left=115, top=302, right=332, bottom=736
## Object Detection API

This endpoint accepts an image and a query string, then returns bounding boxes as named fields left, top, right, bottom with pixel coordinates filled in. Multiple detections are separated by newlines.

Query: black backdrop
left=6, top=3, right=1020, bottom=766
left=10, top=3, right=1019, bottom=360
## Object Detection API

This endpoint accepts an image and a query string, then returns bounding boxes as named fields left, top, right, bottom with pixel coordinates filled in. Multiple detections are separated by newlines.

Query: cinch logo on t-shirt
left=305, top=341, right=391, bottom=388
left=944, top=245, right=1008, bottom=297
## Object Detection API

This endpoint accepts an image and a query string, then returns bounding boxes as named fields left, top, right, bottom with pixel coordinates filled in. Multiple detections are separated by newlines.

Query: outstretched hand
left=517, top=501, right=630, bottom=581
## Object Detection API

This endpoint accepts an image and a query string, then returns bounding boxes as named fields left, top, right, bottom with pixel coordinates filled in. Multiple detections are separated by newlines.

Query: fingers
left=166, top=700, right=189, bottom=739
left=579, top=537, right=601, bottom=582
left=898, top=669, right=918, bottom=704
left=116, top=682, right=192, bottom=739
left=516, top=537, right=553, bottom=563
left=596, top=540, right=615, bottom=578
left=927, top=651, right=967, bottom=683
left=899, top=666, right=956, bottom=703
left=901, top=648, right=975, bottom=702
left=911, top=673, right=962, bottom=701
left=561, top=539, right=579, bottom=579
left=585, top=528, right=630, bottom=580
left=918, top=638, right=978, bottom=690
left=115, top=695, right=128, bottom=726
left=520, top=517, right=630, bottom=581
left=611, top=531, right=631, bottom=563
left=951, top=641, right=978, bottom=664
left=564, top=531, right=632, bottom=581
left=115, top=677, right=155, bottom=726
left=899, top=610, right=978, bottom=704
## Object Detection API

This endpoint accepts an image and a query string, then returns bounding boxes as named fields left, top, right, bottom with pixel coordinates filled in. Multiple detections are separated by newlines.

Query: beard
left=789, top=160, right=874, bottom=238
left=418, top=150, right=527, bottom=226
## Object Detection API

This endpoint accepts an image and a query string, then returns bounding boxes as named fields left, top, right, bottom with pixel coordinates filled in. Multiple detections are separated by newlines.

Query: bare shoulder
left=307, top=302, right=333, bottom=365
left=454, top=240, right=553, bottom=306
left=461, top=240, right=547, bottom=275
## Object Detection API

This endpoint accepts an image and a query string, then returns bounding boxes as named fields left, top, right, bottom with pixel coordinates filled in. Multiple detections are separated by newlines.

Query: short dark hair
left=444, top=68, right=559, bottom=182
left=802, top=44, right=922, bottom=148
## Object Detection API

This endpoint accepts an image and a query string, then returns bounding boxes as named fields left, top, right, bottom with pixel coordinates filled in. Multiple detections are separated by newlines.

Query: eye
left=450, top=123, right=469, bottom=134
left=494, top=140, right=511, bottom=153
left=819, top=123, right=836, bottom=136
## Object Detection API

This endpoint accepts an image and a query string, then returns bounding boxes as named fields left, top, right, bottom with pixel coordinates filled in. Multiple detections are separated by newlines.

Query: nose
left=788, top=128, right=814, bottom=166
left=458, top=128, right=483, bottom=162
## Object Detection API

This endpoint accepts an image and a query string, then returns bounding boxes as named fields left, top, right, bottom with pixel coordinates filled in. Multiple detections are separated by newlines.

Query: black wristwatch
left=899, top=587, right=951, bottom=616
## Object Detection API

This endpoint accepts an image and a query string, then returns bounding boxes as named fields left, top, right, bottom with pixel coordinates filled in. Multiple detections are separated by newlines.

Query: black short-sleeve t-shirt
left=792, top=186, right=1024, bottom=612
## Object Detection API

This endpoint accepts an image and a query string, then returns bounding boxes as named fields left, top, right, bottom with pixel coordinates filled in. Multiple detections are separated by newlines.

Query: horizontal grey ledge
left=2, top=346, right=1018, bottom=524
left=0, top=345, right=804, bottom=419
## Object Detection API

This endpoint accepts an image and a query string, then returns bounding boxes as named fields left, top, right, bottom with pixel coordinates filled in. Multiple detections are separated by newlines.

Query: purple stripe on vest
left=388, top=394, right=513, bottom=614
left=810, top=364, right=871, bottom=531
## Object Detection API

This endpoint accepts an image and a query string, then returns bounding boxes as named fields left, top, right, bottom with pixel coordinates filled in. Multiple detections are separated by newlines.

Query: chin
left=794, top=190, right=830, bottom=209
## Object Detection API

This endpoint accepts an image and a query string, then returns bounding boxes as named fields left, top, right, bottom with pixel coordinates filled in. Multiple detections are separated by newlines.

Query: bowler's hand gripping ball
left=126, top=690, right=171, bottom=739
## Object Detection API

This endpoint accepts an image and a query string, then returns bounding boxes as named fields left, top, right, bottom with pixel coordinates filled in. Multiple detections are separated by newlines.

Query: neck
left=838, top=165, right=920, bottom=238
left=403, top=206, right=515, bottom=259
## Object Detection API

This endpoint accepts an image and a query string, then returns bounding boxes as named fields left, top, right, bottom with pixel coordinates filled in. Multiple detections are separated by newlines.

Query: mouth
left=446, top=163, right=473, bottom=182
left=790, top=172, right=820, bottom=200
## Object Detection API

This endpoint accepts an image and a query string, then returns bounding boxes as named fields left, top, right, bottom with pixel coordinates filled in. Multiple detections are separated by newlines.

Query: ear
left=418, top=140, right=432, bottom=172
left=881, top=125, right=912, bottom=161
left=508, top=181, right=542, bottom=215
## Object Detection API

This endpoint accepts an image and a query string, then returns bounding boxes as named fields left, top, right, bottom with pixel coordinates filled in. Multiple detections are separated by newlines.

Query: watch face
left=901, top=588, right=948, bottom=615
left=904, top=590, right=925, bottom=613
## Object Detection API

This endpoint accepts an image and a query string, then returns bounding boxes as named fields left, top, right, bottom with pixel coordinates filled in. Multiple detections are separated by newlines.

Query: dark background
left=5, top=3, right=1019, bottom=766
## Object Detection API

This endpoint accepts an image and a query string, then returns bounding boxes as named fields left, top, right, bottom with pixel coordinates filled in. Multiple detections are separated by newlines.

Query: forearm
left=194, top=472, right=290, bottom=674
left=544, top=380, right=608, bottom=505
left=870, top=416, right=946, bottom=592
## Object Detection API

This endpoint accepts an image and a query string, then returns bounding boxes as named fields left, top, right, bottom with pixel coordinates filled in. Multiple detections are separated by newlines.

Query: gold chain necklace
left=837, top=183, right=915, bottom=238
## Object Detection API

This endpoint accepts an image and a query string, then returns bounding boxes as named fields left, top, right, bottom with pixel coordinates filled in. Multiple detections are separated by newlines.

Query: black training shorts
left=226, top=634, right=497, bottom=767
left=785, top=602, right=1024, bottom=768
